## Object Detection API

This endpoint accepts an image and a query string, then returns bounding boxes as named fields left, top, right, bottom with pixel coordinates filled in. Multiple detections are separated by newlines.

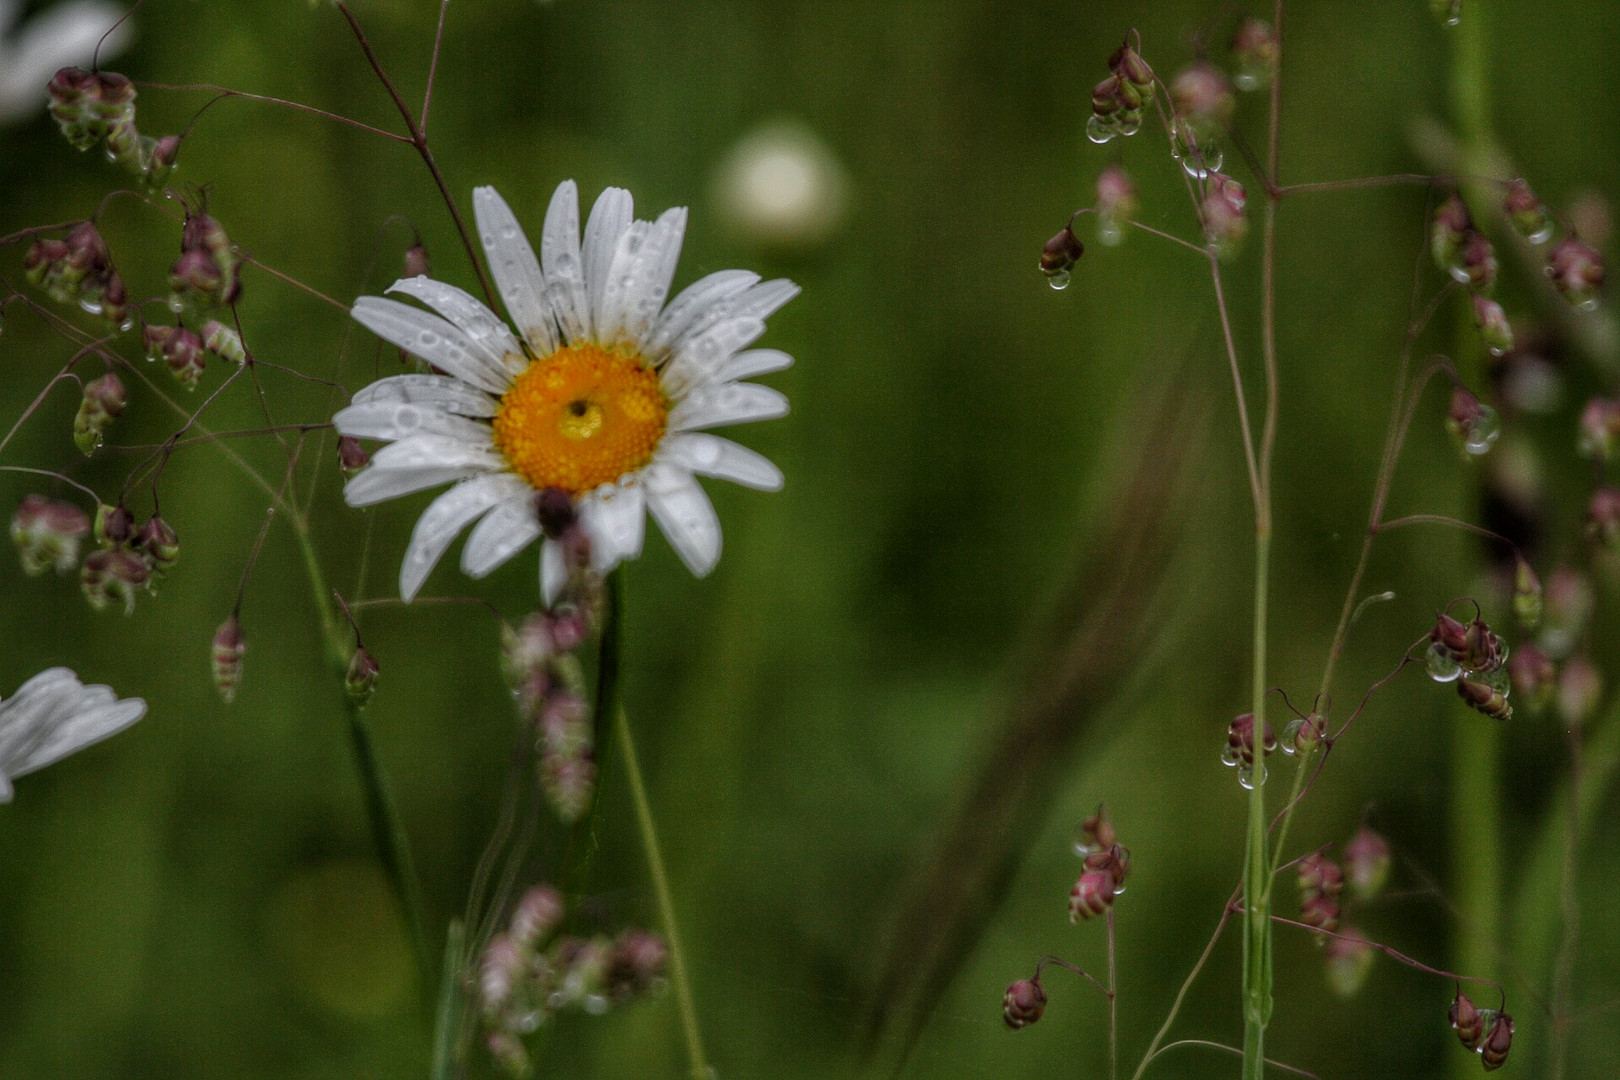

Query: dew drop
left=1220, top=745, right=1240, bottom=767
left=1116, top=112, right=1142, bottom=138
left=1426, top=640, right=1461, bottom=683
left=78, top=298, right=103, bottom=316
left=1085, top=115, right=1116, bottom=145
left=1071, top=823, right=1093, bottom=858
left=1281, top=718, right=1304, bottom=754
left=1046, top=269, right=1071, bottom=290
left=1463, top=404, right=1501, bottom=455
left=1525, top=224, right=1554, bottom=245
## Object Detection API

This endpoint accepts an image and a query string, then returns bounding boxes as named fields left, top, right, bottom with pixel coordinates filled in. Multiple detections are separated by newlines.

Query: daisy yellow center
left=491, top=343, right=668, bottom=495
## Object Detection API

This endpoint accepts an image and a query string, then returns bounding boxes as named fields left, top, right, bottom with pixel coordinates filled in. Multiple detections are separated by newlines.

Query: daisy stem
left=615, top=704, right=710, bottom=1079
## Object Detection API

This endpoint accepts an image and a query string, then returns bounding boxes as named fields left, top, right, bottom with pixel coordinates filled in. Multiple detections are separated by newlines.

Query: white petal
left=602, top=207, right=687, bottom=348
left=660, top=433, right=783, bottom=491
left=592, top=219, right=650, bottom=346
left=582, top=187, right=634, bottom=332
left=716, top=348, right=794, bottom=383
left=727, top=279, right=800, bottom=323
left=352, top=297, right=512, bottom=395
left=399, top=473, right=528, bottom=601
left=0, top=668, right=144, bottom=781
left=580, top=481, right=646, bottom=568
left=350, top=374, right=499, bottom=417
left=386, top=276, right=523, bottom=374
left=645, top=465, right=722, bottom=576
left=472, top=186, right=559, bottom=356
left=540, top=539, right=567, bottom=606
left=660, top=318, right=767, bottom=398
left=541, top=181, right=590, bottom=344
left=333, top=400, right=491, bottom=444
left=669, top=383, right=790, bottom=432
left=344, top=434, right=503, bottom=506
left=644, top=269, right=758, bottom=360
left=461, top=494, right=542, bottom=578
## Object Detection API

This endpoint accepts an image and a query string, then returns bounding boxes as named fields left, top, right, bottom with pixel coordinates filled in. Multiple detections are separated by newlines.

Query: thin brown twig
left=137, top=81, right=411, bottom=143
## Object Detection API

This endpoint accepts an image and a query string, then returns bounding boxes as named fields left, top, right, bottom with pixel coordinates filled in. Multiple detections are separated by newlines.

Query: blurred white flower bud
left=713, top=120, right=848, bottom=248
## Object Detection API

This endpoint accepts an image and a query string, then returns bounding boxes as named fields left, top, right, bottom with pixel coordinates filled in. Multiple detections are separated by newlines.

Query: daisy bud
left=1588, top=487, right=1620, bottom=548
left=1343, top=827, right=1391, bottom=900
left=1503, top=180, right=1553, bottom=244
left=136, top=516, right=181, bottom=580
left=203, top=320, right=247, bottom=366
left=1457, top=675, right=1512, bottom=721
left=485, top=1030, right=528, bottom=1078
left=541, top=750, right=596, bottom=823
left=145, top=135, right=181, bottom=187
left=345, top=647, right=380, bottom=707
left=1039, top=226, right=1084, bottom=288
left=1578, top=398, right=1620, bottom=461
left=80, top=548, right=148, bottom=614
left=1456, top=230, right=1498, bottom=293
left=1231, top=18, right=1279, bottom=91
left=1323, top=926, right=1376, bottom=998
left=1546, top=236, right=1604, bottom=309
left=47, top=67, right=103, bottom=149
left=1557, top=655, right=1603, bottom=728
left=403, top=242, right=431, bottom=280
left=1445, top=385, right=1500, bottom=457
left=1512, top=557, right=1542, bottom=628
left=509, top=884, right=565, bottom=950
left=536, top=487, right=577, bottom=540
left=167, top=249, right=222, bottom=304
left=1508, top=643, right=1556, bottom=714
left=1002, top=977, right=1046, bottom=1029
left=1297, top=851, right=1344, bottom=933
left=1108, top=40, right=1155, bottom=95
left=11, top=495, right=90, bottom=576
left=1461, top=613, right=1506, bottom=675
left=1202, top=173, right=1248, bottom=257
left=93, top=502, right=135, bottom=548
left=144, top=324, right=207, bottom=389
left=1069, top=868, right=1118, bottom=922
left=607, top=929, right=668, bottom=1003
left=1541, top=568, right=1594, bottom=658
left=169, top=212, right=241, bottom=312
left=1170, top=62, right=1234, bottom=128
left=1432, top=195, right=1472, bottom=275
left=1078, top=803, right=1117, bottom=852
left=1479, top=1011, right=1514, bottom=1071
left=212, top=614, right=247, bottom=703
left=1222, top=712, right=1276, bottom=769
left=74, top=372, right=126, bottom=455
left=1093, top=165, right=1137, bottom=248
left=1450, top=988, right=1484, bottom=1050
left=1471, top=296, right=1513, bottom=357
left=478, top=933, right=526, bottom=1019
left=1281, top=712, right=1326, bottom=755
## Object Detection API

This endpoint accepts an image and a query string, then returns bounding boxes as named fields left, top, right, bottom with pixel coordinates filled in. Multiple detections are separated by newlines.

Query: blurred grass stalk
left=858, top=370, right=1205, bottom=1072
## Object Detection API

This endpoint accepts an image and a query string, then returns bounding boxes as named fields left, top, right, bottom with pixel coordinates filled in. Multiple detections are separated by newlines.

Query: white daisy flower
left=337, top=181, right=797, bottom=603
left=0, top=667, right=146, bottom=803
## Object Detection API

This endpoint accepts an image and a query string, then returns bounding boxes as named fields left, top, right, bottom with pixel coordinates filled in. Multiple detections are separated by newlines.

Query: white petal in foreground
left=644, top=269, right=759, bottom=360
left=581, top=480, right=646, bottom=569
left=386, top=276, right=523, bottom=374
left=540, top=538, right=567, bottom=607
left=400, top=473, right=529, bottom=601
left=717, top=347, right=794, bottom=383
left=351, top=297, right=512, bottom=395
left=344, top=434, right=504, bottom=507
left=600, top=207, right=687, bottom=349
left=645, top=465, right=722, bottom=576
left=660, top=433, right=784, bottom=491
left=472, top=186, right=558, bottom=357
left=0, top=667, right=145, bottom=803
left=349, top=374, right=499, bottom=418
left=461, top=494, right=542, bottom=578
left=668, top=382, right=790, bottom=432
left=582, top=187, right=634, bottom=330
left=333, top=400, right=491, bottom=444
left=661, top=317, right=767, bottom=397
left=541, top=179, right=590, bottom=344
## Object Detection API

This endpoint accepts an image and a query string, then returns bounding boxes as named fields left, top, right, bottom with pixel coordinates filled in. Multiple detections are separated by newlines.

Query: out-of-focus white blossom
left=713, top=120, right=848, bottom=248
left=0, top=667, right=145, bottom=802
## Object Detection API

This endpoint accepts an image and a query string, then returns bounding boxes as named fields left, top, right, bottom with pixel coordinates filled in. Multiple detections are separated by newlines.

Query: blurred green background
left=2, top=1, right=1618, bottom=1078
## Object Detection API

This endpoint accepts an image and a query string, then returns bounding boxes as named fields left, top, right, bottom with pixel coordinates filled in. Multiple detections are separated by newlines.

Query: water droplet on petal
left=1086, top=115, right=1116, bottom=145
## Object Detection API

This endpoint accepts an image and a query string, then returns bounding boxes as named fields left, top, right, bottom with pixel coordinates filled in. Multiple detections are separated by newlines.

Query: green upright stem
left=616, top=705, right=710, bottom=1079
left=1241, top=528, right=1273, bottom=1080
